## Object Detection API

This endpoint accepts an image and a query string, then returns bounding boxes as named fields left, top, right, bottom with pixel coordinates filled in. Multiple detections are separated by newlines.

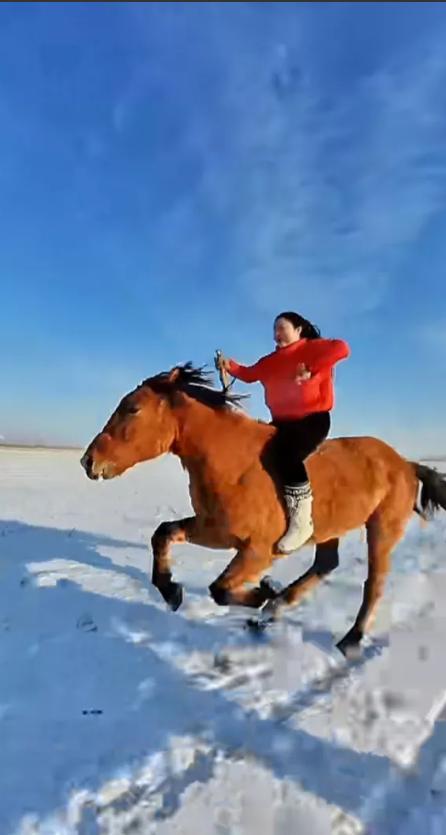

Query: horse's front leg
left=151, top=517, right=193, bottom=610
left=151, top=515, right=225, bottom=610
left=209, top=544, right=275, bottom=609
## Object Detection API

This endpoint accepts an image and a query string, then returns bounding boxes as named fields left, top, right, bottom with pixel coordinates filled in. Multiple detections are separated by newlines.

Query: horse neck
left=171, top=397, right=271, bottom=474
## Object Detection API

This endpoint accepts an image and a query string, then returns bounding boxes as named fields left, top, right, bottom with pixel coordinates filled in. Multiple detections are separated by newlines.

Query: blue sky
left=1, top=2, right=446, bottom=454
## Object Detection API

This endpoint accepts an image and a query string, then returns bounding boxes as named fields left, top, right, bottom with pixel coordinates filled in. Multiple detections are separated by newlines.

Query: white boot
left=277, top=482, right=314, bottom=554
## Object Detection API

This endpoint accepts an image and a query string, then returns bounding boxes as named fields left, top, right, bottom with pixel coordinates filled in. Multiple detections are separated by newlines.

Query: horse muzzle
left=80, top=451, right=99, bottom=479
left=80, top=451, right=117, bottom=481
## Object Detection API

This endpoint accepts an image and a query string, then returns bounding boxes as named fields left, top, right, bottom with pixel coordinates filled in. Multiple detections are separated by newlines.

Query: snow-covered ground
left=1, top=446, right=446, bottom=834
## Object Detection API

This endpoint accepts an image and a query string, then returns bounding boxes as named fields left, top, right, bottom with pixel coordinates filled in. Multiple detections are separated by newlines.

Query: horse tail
left=411, top=463, right=446, bottom=519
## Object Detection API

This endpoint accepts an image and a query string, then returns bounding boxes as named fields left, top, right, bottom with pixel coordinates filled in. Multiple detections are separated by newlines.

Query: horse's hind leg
left=336, top=509, right=406, bottom=657
left=209, top=545, right=275, bottom=608
left=253, top=539, right=340, bottom=625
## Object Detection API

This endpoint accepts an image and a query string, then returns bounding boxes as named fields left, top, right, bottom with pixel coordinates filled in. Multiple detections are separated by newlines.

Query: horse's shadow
left=0, top=519, right=394, bottom=832
left=0, top=517, right=150, bottom=588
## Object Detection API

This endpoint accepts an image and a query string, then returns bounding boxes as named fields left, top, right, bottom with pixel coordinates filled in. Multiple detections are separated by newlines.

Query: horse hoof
left=246, top=617, right=269, bottom=633
left=260, top=576, right=283, bottom=598
left=209, top=582, right=232, bottom=606
left=246, top=598, right=281, bottom=632
left=166, top=582, right=183, bottom=611
left=336, top=636, right=362, bottom=660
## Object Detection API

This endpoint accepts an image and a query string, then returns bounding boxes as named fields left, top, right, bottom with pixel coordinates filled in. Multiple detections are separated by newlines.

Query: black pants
left=272, top=412, right=331, bottom=487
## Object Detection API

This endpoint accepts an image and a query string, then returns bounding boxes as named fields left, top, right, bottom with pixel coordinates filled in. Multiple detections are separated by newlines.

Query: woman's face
left=274, top=317, right=302, bottom=348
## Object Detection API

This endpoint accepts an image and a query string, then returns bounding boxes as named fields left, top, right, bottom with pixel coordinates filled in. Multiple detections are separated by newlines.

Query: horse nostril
left=81, top=452, right=92, bottom=474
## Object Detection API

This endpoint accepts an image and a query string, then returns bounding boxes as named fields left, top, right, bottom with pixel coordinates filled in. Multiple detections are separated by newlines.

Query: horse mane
left=142, top=363, right=248, bottom=412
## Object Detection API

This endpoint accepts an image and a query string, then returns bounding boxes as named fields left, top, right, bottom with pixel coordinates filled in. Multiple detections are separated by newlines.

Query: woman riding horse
left=217, top=311, right=350, bottom=553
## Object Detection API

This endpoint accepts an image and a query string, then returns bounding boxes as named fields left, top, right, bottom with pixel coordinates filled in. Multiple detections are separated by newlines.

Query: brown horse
left=81, top=364, right=446, bottom=656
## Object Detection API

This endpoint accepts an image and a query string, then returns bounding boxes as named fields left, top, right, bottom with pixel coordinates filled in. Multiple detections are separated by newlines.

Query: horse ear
left=166, top=367, right=181, bottom=385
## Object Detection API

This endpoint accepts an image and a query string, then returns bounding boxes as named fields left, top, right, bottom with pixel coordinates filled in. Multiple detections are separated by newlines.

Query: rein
left=214, top=349, right=235, bottom=395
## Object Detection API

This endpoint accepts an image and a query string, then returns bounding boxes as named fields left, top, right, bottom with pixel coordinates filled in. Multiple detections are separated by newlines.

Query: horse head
left=81, top=363, right=243, bottom=480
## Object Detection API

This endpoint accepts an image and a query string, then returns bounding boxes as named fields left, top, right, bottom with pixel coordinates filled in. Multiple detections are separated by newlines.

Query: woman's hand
left=295, top=363, right=312, bottom=383
left=215, top=353, right=232, bottom=373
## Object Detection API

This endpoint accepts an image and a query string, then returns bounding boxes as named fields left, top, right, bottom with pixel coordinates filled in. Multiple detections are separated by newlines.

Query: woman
left=217, top=311, right=350, bottom=553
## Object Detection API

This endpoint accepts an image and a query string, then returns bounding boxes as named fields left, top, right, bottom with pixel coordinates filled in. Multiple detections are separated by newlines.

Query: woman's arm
left=227, top=357, right=262, bottom=384
left=308, top=339, right=350, bottom=374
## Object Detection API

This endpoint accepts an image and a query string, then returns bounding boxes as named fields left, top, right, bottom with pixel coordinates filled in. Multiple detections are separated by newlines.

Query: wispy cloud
left=127, top=10, right=446, bottom=326
left=213, top=41, right=446, bottom=321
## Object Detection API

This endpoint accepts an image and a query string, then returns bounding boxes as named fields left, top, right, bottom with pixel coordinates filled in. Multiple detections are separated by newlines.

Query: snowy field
left=1, top=446, right=446, bottom=834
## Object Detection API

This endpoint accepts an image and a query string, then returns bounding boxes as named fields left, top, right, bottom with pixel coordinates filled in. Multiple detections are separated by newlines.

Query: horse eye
left=118, top=401, right=139, bottom=416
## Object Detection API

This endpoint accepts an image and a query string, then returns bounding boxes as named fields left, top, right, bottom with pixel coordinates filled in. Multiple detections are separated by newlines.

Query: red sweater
left=228, top=338, right=350, bottom=420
